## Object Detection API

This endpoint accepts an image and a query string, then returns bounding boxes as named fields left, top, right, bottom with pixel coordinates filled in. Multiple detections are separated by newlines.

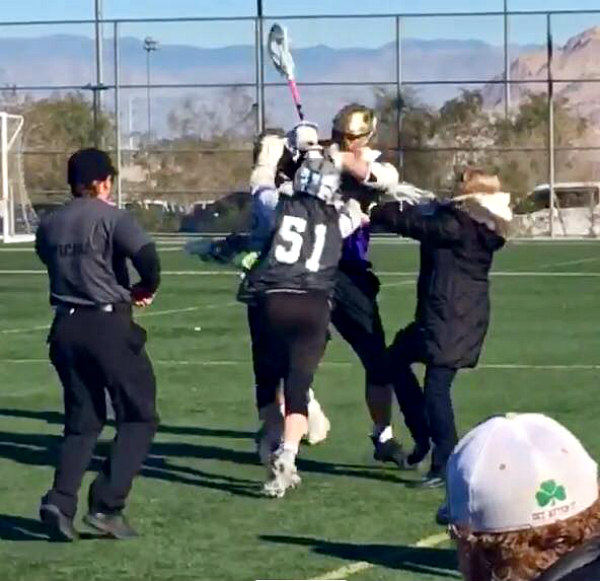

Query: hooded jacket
left=371, top=194, right=510, bottom=368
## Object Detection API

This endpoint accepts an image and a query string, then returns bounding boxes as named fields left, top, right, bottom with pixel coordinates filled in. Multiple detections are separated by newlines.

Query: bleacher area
left=0, top=239, right=598, bottom=581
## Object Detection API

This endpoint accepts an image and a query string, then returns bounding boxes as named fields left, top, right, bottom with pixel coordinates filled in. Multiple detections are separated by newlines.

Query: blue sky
left=0, top=0, right=599, bottom=47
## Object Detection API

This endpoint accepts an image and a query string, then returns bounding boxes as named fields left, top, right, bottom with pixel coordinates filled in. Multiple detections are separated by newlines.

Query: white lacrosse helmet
left=293, top=148, right=341, bottom=205
left=286, top=121, right=319, bottom=154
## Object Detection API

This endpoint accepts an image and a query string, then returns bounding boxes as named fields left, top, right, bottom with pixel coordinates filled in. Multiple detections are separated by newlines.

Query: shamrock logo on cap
left=536, top=480, right=567, bottom=508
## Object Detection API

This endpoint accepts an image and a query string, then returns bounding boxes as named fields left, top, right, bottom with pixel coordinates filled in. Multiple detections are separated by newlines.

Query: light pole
left=143, top=36, right=159, bottom=141
left=504, top=0, right=511, bottom=117
left=94, top=0, right=104, bottom=146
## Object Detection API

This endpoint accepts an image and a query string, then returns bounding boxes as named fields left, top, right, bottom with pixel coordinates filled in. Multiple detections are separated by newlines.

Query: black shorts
left=331, top=266, right=389, bottom=386
left=248, top=291, right=330, bottom=415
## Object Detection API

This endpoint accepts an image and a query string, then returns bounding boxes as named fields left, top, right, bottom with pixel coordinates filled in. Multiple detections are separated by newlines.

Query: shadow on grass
left=0, top=430, right=262, bottom=499
left=0, top=513, right=121, bottom=542
left=0, top=408, right=254, bottom=439
left=0, top=513, right=50, bottom=541
left=0, top=408, right=420, bottom=497
left=261, top=534, right=459, bottom=578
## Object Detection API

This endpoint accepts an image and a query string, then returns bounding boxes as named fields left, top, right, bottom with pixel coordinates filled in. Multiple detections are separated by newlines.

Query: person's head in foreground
left=447, top=413, right=600, bottom=581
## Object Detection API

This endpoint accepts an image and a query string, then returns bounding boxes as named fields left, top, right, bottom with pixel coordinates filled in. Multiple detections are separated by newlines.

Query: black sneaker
left=404, top=441, right=431, bottom=469
left=412, top=470, right=445, bottom=489
left=39, top=503, right=79, bottom=542
left=83, top=512, right=139, bottom=540
left=372, top=436, right=406, bottom=468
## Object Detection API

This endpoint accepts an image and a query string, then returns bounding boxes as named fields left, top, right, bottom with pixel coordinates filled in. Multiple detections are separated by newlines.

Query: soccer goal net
left=0, top=112, right=37, bottom=243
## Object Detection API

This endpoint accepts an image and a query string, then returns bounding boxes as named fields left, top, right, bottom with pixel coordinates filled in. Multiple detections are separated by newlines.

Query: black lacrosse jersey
left=242, top=193, right=344, bottom=298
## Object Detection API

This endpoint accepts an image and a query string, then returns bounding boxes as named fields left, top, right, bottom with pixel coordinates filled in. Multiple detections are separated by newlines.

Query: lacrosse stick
left=268, top=23, right=304, bottom=121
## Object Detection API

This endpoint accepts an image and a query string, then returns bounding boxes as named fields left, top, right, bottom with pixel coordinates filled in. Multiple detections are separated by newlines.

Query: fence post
left=94, top=0, right=104, bottom=147
left=504, top=0, right=511, bottom=118
left=255, top=0, right=265, bottom=133
left=114, top=21, right=122, bottom=209
left=546, top=13, right=555, bottom=238
left=395, top=15, right=403, bottom=174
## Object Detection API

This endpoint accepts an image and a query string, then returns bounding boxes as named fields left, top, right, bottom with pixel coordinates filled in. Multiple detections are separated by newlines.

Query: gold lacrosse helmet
left=332, top=103, right=377, bottom=151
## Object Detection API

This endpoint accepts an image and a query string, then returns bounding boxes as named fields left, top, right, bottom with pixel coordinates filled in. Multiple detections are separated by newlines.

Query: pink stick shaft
left=288, top=79, right=301, bottom=107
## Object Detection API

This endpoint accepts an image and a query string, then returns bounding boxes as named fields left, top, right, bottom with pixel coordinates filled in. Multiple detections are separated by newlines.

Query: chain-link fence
left=1, top=6, right=599, bottom=235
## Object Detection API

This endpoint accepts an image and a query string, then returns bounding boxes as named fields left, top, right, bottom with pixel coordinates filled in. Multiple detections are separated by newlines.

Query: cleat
left=305, top=397, right=330, bottom=445
left=372, top=436, right=406, bottom=468
left=263, top=449, right=301, bottom=498
left=83, top=512, right=139, bottom=540
left=39, top=503, right=78, bottom=542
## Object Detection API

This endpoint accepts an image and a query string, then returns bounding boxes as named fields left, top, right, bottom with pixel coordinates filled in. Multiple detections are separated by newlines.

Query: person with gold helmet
left=328, top=103, right=430, bottom=470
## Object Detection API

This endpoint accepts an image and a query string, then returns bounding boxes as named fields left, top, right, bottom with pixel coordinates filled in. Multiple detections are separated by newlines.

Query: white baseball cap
left=447, top=413, right=598, bottom=533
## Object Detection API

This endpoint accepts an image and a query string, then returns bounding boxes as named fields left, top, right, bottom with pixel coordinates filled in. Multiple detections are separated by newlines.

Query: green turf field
left=0, top=239, right=598, bottom=581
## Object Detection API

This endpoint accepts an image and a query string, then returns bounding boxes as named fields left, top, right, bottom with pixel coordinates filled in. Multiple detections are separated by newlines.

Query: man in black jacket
left=371, top=169, right=511, bottom=486
left=36, top=148, right=160, bottom=541
left=446, top=413, right=600, bottom=581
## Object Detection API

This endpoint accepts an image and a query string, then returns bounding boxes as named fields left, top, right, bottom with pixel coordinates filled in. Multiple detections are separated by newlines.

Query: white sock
left=372, top=425, right=393, bottom=443
left=308, top=388, right=315, bottom=402
left=282, top=441, right=299, bottom=456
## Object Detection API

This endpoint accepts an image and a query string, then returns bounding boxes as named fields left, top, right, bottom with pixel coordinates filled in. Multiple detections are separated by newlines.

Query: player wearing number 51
left=238, top=144, right=366, bottom=498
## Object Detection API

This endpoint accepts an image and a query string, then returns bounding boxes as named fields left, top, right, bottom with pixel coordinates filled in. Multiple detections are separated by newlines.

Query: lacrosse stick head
left=268, top=23, right=295, bottom=80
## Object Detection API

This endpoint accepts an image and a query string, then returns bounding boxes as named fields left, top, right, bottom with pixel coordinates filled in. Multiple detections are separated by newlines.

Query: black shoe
left=39, top=503, right=79, bottom=542
left=435, top=502, right=450, bottom=526
left=412, top=471, right=445, bottom=489
left=83, top=512, right=139, bottom=540
left=372, top=436, right=406, bottom=468
left=404, top=441, right=431, bottom=469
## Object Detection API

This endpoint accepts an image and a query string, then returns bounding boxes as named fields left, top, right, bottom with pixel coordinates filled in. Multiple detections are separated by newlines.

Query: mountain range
left=0, top=28, right=597, bottom=135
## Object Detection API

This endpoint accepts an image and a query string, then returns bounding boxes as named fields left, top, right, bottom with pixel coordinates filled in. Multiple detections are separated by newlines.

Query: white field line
left=2, top=270, right=599, bottom=277
left=0, top=302, right=238, bottom=335
left=0, top=324, right=51, bottom=335
left=1, top=359, right=599, bottom=371
left=380, top=279, right=414, bottom=289
left=316, top=531, right=449, bottom=580
left=2, top=239, right=600, bottom=252
left=538, top=256, right=600, bottom=269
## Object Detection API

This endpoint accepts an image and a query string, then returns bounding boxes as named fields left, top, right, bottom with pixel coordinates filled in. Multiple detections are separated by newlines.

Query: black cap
left=67, top=148, right=117, bottom=187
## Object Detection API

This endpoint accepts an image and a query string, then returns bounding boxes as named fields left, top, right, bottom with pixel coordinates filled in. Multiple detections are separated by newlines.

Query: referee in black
left=35, top=148, right=161, bottom=541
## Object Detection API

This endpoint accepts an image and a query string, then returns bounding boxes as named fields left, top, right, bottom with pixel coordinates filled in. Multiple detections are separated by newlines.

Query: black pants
left=249, top=292, right=330, bottom=416
left=331, top=267, right=389, bottom=388
left=388, top=324, right=458, bottom=475
left=44, top=308, right=158, bottom=518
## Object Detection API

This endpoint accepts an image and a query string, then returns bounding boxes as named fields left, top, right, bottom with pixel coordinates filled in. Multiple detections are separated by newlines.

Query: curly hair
left=453, top=494, right=600, bottom=581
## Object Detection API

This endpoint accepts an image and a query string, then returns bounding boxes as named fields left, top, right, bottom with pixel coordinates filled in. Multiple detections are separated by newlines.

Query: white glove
left=339, top=198, right=369, bottom=238
left=256, top=134, right=285, bottom=168
left=286, top=121, right=319, bottom=153
left=391, top=182, right=436, bottom=204
left=369, top=161, right=400, bottom=190
left=250, top=134, right=286, bottom=190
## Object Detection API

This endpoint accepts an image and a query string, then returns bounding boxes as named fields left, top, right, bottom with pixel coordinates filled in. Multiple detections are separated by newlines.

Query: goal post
left=0, top=112, right=38, bottom=243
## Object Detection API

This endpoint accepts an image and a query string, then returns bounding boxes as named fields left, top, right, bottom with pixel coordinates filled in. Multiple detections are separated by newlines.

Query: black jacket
left=535, top=537, right=600, bottom=581
left=371, top=201, right=505, bottom=368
